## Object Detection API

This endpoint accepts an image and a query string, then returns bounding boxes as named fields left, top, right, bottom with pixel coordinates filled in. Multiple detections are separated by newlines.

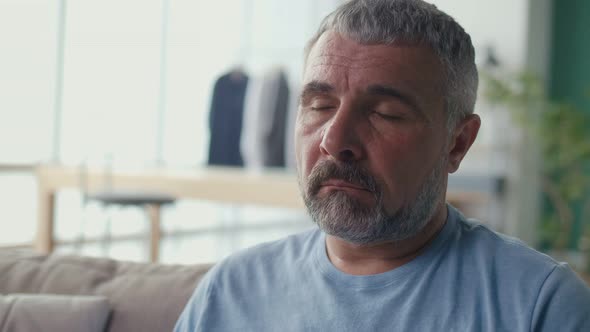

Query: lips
left=320, top=179, right=371, bottom=192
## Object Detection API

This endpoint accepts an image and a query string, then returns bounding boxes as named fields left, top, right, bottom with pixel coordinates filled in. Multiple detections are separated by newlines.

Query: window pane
left=0, top=0, right=57, bottom=163
left=60, top=0, right=161, bottom=165
left=0, top=173, right=37, bottom=245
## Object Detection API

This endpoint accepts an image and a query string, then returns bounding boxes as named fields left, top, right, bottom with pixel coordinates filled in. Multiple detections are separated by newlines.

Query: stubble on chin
left=299, top=160, right=386, bottom=244
left=299, top=158, right=447, bottom=245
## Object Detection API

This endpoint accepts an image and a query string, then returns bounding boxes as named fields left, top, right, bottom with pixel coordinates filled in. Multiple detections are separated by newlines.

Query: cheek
left=367, top=130, right=437, bottom=186
left=294, top=121, right=323, bottom=177
left=371, top=130, right=417, bottom=159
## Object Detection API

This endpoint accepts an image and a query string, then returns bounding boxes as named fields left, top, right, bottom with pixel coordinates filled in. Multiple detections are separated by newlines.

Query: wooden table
left=35, top=164, right=494, bottom=261
left=35, top=164, right=305, bottom=260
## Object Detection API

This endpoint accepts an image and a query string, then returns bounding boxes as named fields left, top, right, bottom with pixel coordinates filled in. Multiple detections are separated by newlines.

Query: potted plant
left=483, top=70, right=590, bottom=274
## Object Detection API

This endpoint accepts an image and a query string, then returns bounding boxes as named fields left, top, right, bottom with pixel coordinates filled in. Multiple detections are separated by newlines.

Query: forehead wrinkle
left=310, top=62, right=387, bottom=70
left=307, top=58, right=420, bottom=99
left=312, top=53, right=393, bottom=69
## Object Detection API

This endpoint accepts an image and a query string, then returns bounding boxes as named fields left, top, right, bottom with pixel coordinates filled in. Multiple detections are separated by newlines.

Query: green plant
left=483, top=70, right=590, bottom=260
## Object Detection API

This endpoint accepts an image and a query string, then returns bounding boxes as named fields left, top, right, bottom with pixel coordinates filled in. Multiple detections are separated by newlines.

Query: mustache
left=307, top=160, right=380, bottom=197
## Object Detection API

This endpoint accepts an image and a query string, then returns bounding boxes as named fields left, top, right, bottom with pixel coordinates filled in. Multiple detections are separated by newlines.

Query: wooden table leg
left=36, top=190, right=55, bottom=254
left=147, top=204, right=161, bottom=263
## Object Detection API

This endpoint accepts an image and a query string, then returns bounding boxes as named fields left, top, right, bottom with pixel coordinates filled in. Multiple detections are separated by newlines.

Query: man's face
left=296, top=31, right=451, bottom=245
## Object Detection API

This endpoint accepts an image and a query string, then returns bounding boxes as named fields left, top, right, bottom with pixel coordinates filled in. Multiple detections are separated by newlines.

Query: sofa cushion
left=0, top=293, right=111, bottom=332
left=0, top=249, right=211, bottom=332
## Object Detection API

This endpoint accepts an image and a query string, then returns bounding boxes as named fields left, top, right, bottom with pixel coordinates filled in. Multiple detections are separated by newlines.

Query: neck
left=325, top=202, right=448, bottom=275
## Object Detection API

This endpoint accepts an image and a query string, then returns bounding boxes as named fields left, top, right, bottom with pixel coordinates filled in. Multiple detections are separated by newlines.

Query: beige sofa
left=0, top=249, right=211, bottom=332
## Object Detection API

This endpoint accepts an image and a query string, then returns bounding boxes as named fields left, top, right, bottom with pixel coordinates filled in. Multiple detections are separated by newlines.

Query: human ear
left=446, top=114, right=480, bottom=173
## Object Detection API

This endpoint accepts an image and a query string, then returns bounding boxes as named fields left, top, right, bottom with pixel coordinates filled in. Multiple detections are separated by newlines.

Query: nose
left=319, top=108, right=364, bottom=162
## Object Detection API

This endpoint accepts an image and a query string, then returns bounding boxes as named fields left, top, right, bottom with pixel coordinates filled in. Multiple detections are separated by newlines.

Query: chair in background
left=79, top=161, right=176, bottom=262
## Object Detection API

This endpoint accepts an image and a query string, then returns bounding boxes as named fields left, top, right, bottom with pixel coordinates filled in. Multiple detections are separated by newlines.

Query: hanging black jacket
left=207, top=71, right=249, bottom=166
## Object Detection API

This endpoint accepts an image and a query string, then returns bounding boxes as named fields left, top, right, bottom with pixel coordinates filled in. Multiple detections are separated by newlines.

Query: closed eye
left=311, top=106, right=335, bottom=111
left=374, top=112, right=404, bottom=120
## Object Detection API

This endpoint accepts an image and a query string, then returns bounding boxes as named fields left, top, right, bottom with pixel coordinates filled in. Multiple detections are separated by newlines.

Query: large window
left=1, top=0, right=539, bottom=256
left=0, top=0, right=58, bottom=245
left=60, top=0, right=162, bottom=165
left=0, top=0, right=57, bottom=163
left=0, top=0, right=341, bottom=250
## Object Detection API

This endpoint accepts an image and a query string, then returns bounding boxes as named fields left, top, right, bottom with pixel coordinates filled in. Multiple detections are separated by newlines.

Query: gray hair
left=304, top=0, right=478, bottom=130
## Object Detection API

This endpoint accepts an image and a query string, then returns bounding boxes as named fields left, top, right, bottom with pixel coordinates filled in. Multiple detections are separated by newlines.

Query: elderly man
left=175, top=0, right=590, bottom=330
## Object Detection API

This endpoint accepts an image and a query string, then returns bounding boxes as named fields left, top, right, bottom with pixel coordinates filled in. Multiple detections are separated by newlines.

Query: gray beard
left=299, top=157, right=447, bottom=245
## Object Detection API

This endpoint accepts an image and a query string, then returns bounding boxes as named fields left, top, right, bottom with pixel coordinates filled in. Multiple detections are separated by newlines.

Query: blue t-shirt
left=174, top=206, right=590, bottom=331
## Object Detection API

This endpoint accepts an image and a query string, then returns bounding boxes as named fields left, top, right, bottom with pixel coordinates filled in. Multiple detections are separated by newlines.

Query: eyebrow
left=366, top=84, right=423, bottom=116
left=299, top=81, right=334, bottom=104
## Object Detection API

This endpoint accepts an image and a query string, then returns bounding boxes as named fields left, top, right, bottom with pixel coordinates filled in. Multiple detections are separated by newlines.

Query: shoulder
left=448, top=211, right=590, bottom=328
left=453, top=215, right=559, bottom=274
left=206, top=228, right=321, bottom=286
left=531, top=262, right=590, bottom=330
left=174, top=229, right=322, bottom=330
left=221, top=228, right=319, bottom=266
left=446, top=210, right=565, bottom=301
left=452, top=211, right=590, bottom=290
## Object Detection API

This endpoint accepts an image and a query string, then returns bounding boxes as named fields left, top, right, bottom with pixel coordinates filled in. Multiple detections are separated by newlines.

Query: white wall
left=432, top=0, right=551, bottom=244
left=430, top=0, right=529, bottom=69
